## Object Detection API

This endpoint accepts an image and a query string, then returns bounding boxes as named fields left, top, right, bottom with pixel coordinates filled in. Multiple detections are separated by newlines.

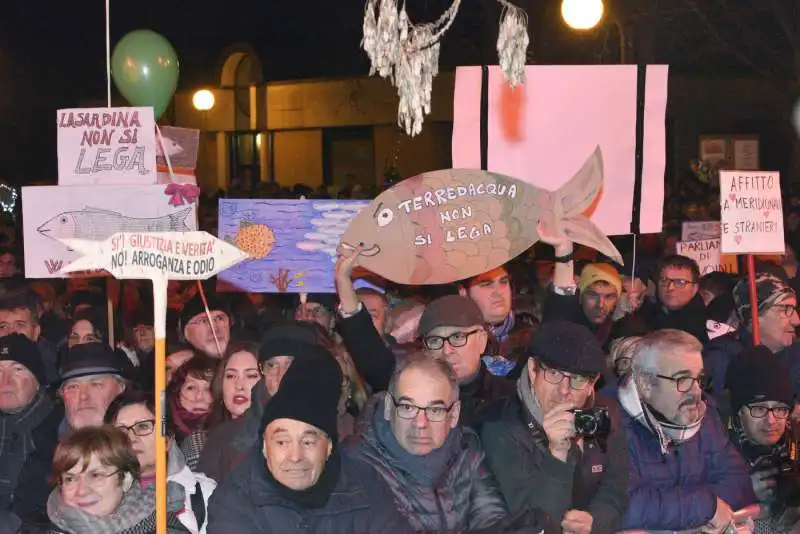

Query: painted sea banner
left=22, top=185, right=198, bottom=278
left=216, top=199, right=370, bottom=293
left=452, top=65, right=669, bottom=236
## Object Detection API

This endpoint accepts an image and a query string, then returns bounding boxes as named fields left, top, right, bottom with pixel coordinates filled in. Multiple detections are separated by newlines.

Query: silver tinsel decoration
left=497, top=0, right=529, bottom=87
left=362, top=0, right=529, bottom=137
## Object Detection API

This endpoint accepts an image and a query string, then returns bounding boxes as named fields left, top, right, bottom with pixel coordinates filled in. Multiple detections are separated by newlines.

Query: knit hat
left=0, top=333, right=47, bottom=386
left=59, top=342, right=125, bottom=383
left=733, top=273, right=796, bottom=326
left=528, top=321, right=606, bottom=376
left=179, top=293, right=229, bottom=335
left=579, top=263, right=622, bottom=296
left=726, top=345, right=794, bottom=414
left=258, top=321, right=329, bottom=364
left=259, top=345, right=342, bottom=443
left=417, top=295, right=485, bottom=337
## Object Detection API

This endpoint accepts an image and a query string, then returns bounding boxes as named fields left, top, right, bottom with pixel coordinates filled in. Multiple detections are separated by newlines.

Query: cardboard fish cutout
left=339, top=147, right=623, bottom=285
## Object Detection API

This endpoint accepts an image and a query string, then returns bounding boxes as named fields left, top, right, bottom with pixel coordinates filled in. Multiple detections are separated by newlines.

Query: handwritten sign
left=719, top=171, right=785, bottom=255
left=340, top=157, right=622, bottom=285
left=57, top=107, right=157, bottom=185
left=677, top=239, right=738, bottom=275
left=60, top=231, right=247, bottom=284
left=681, top=221, right=721, bottom=242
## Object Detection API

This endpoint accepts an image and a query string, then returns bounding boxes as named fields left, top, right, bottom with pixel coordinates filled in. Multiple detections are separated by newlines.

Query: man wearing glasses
left=479, top=321, right=628, bottom=534
left=345, top=353, right=511, bottom=532
left=617, top=329, right=756, bottom=533
left=726, top=346, right=800, bottom=532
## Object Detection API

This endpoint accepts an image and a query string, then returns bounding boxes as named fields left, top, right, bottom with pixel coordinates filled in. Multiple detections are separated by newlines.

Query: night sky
left=0, top=0, right=795, bottom=184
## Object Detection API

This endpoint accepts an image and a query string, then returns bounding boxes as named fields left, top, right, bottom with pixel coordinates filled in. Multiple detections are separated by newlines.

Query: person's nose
left=412, top=409, right=429, bottom=428
left=789, top=309, right=800, bottom=327
left=78, top=385, right=90, bottom=401
left=442, top=341, right=457, bottom=356
left=0, top=369, right=11, bottom=386
left=557, top=376, right=571, bottom=396
left=287, top=441, right=303, bottom=462
left=74, top=478, right=90, bottom=497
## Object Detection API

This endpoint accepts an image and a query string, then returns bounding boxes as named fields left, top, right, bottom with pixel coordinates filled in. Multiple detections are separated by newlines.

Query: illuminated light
left=561, top=0, right=604, bottom=30
left=192, top=89, right=215, bottom=111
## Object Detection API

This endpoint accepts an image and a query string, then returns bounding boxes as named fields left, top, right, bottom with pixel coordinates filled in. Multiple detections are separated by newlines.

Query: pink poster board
left=452, top=65, right=668, bottom=236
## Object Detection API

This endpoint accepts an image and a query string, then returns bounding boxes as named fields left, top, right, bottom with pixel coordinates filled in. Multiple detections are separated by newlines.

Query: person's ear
left=122, top=472, right=134, bottom=492
left=449, top=401, right=461, bottom=428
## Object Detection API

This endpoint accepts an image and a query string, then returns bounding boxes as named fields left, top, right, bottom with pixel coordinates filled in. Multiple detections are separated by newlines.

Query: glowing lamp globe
left=561, top=0, right=604, bottom=30
left=192, top=89, right=215, bottom=111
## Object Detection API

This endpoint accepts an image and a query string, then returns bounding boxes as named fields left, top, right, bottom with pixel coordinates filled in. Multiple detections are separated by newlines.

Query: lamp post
left=560, top=0, right=627, bottom=64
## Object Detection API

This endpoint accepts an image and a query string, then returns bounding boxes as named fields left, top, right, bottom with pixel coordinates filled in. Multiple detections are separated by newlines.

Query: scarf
left=260, top=446, right=342, bottom=510
left=169, top=395, right=209, bottom=438
left=516, top=368, right=545, bottom=426
left=618, top=378, right=705, bottom=454
left=47, top=476, right=185, bottom=534
left=0, top=390, right=54, bottom=499
left=372, top=397, right=460, bottom=486
left=482, top=313, right=517, bottom=376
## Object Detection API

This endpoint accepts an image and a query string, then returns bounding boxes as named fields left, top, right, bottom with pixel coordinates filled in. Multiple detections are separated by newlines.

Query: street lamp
left=561, top=0, right=604, bottom=31
left=192, top=89, right=215, bottom=111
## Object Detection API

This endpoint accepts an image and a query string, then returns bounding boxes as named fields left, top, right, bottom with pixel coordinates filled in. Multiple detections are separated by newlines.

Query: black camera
left=570, top=407, right=611, bottom=438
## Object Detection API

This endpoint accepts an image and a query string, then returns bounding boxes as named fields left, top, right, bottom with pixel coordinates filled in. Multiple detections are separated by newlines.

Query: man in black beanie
left=726, top=346, right=800, bottom=530
left=479, top=321, right=628, bottom=534
left=179, top=292, right=230, bottom=358
left=207, top=345, right=413, bottom=533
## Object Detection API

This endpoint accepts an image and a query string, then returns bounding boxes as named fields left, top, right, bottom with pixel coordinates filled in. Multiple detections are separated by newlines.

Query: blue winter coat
left=206, top=448, right=414, bottom=534
left=619, top=401, right=757, bottom=531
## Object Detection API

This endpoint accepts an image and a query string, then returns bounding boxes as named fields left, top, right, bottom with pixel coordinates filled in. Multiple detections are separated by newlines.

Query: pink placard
left=452, top=65, right=668, bottom=236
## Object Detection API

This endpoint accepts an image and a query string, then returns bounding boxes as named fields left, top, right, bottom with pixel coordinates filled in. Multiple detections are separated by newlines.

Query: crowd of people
left=0, top=213, right=799, bottom=533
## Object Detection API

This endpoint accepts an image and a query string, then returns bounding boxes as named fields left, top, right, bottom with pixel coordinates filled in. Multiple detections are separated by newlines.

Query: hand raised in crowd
left=750, top=468, right=777, bottom=503
left=335, top=244, right=362, bottom=281
left=536, top=219, right=571, bottom=253
left=701, top=497, right=735, bottom=534
left=542, top=402, right=575, bottom=462
left=561, top=509, right=593, bottom=534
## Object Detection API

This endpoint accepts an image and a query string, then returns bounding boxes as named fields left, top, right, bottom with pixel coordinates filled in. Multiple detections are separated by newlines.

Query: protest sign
left=59, top=231, right=247, bottom=534
left=340, top=162, right=622, bottom=285
left=719, top=171, right=785, bottom=255
left=677, top=239, right=738, bottom=275
left=452, top=65, right=668, bottom=235
left=681, top=221, right=721, bottom=242
left=57, top=107, right=157, bottom=185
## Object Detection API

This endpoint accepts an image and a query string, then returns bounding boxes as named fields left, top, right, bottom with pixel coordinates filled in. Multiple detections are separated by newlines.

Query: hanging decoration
left=0, top=183, right=18, bottom=217
left=362, top=0, right=529, bottom=137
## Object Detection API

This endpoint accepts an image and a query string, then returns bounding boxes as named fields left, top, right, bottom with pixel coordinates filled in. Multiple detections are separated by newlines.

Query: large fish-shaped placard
left=339, top=148, right=622, bottom=285
left=22, top=184, right=198, bottom=278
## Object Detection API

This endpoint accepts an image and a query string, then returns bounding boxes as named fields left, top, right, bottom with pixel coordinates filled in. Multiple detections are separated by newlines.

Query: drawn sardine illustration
left=37, top=207, right=193, bottom=246
left=339, top=147, right=623, bottom=285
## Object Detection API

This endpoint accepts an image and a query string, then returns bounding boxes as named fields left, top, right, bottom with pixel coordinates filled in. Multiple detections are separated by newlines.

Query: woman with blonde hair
left=43, top=425, right=187, bottom=533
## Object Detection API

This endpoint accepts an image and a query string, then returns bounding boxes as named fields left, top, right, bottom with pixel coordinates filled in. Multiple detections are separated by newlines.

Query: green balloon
left=111, top=29, right=179, bottom=119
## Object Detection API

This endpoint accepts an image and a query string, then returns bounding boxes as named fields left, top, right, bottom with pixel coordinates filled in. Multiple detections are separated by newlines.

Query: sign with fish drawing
left=216, top=199, right=370, bottom=293
left=156, top=126, right=200, bottom=185
left=339, top=161, right=623, bottom=285
left=21, top=184, right=198, bottom=278
left=57, top=107, right=157, bottom=185
left=452, top=65, right=669, bottom=236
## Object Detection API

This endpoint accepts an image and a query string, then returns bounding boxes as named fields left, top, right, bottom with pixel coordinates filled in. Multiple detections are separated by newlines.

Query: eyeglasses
left=60, top=469, right=119, bottom=489
left=770, top=304, right=798, bottom=318
left=389, top=395, right=457, bottom=422
left=539, top=364, right=595, bottom=390
left=422, top=329, right=482, bottom=351
left=655, top=373, right=706, bottom=393
left=658, top=277, right=694, bottom=289
left=116, top=419, right=155, bottom=437
left=187, top=313, right=228, bottom=328
left=747, top=405, right=791, bottom=419
left=613, top=357, right=632, bottom=374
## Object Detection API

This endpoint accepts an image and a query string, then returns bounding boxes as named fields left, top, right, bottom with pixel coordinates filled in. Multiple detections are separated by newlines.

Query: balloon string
left=105, top=0, right=111, bottom=107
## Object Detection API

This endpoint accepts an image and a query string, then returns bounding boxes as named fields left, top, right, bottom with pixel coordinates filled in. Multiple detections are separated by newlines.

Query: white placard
left=677, top=239, right=738, bottom=275
left=57, top=107, right=157, bottom=185
left=59, top=231, right=248, bottom=282
left=719, top=171, right=785, bottom=255
left=681, top=221, right=721, bottom=242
